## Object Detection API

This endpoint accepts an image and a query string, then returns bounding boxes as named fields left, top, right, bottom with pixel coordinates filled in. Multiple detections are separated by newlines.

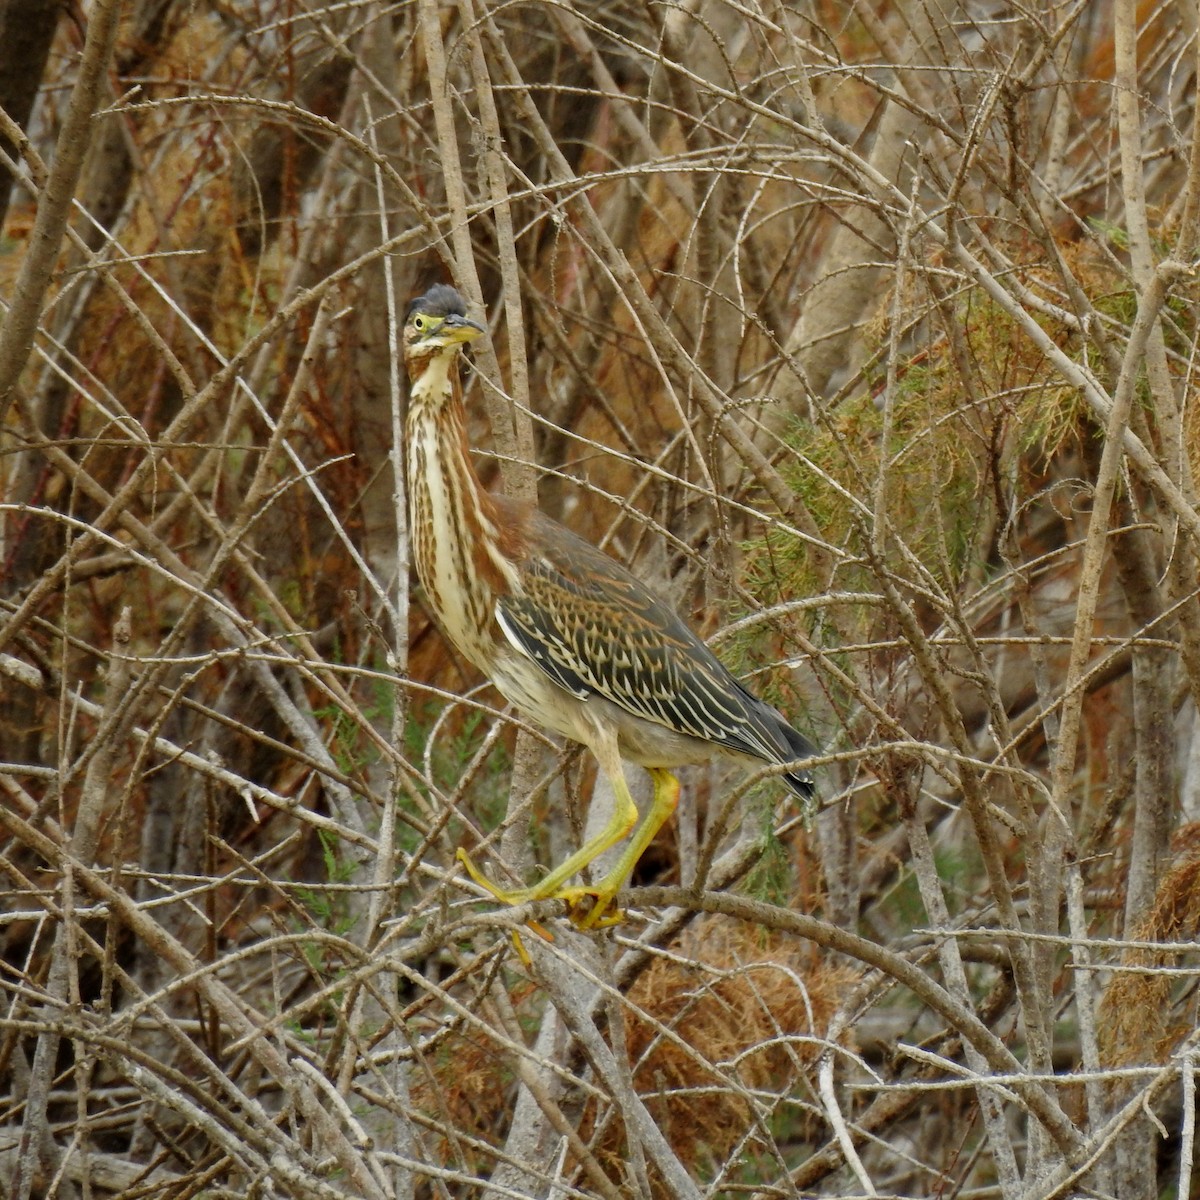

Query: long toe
left=555, top=884, right=624, bottom=929
left=456, top=847, right=536, bottom=906
left=457, top=850, right=626, bottom=928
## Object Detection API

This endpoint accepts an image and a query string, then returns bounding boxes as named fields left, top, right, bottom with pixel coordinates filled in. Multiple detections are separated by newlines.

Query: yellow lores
left=403, top=283, right=815, bottom=928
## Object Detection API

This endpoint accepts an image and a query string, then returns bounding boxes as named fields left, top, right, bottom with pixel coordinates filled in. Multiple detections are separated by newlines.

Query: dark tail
left=732, top=679, right=818, bottom=799
left=777, top=718, right=817, bottom=799
left=749, top=691, right=817, bottom=798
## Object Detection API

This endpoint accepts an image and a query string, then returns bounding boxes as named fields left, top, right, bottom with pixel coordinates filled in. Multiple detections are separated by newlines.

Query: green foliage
left=403, top=702, right=508, bottom=796
left=740, top=281, right=1087, bottom=653
left=296, top=830, right=357, bottom=945
left=742, top=797, right=793, bottom=906
left=1086, top=216, right=1130, bottom=252
left=751, top=390, right=981, bottom=617
left=401, top=700, right=512, bottom=853
left=313, top=668, right=395, bottom=775
left=884, top=845, right=976, bottom=930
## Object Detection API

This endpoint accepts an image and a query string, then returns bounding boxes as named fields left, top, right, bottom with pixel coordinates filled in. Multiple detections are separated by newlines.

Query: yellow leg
left=456, top=739, right=680, bottom=930
left=560, top=767, right=680, bottom=929
left=455, top=772, right=637, bottom=907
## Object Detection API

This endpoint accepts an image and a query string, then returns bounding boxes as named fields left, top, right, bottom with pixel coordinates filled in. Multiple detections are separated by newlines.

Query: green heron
left=404, top=283, right=815, bottom=928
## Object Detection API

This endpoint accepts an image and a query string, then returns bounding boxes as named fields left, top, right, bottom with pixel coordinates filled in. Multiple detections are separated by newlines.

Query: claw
left=555, top=885, right=624, bottom=930
left=456, top=847, right=556, bottom=948
left=455, top=848, right=626, bottom=933
left=456, top=846, right=510, bottom=898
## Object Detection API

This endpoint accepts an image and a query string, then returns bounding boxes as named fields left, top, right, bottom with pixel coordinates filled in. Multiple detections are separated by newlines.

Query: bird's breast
left=406, top=408, right=517, bottom=673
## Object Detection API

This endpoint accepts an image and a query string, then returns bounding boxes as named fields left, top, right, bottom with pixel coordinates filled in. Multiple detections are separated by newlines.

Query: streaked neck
left=406, top=355, right=516, bottom=671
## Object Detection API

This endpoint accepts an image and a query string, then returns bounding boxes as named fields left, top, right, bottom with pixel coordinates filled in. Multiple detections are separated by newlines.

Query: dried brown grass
left=1098, top=823, right=1200, bottom=1067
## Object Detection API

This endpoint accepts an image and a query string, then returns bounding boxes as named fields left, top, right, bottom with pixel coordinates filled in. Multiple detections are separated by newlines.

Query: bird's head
left=403, top=285, right=485, bottom=373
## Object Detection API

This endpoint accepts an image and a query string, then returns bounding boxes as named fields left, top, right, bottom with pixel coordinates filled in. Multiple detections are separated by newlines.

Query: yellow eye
left=412, top=313, right=429, bottom=332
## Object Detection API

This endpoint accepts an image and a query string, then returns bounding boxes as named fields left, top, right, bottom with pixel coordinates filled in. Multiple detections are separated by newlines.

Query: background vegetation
left=2, top=0, right=1200, bottom=1196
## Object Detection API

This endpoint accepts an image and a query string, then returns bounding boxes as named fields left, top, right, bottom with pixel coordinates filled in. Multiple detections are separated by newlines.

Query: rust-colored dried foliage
left=1098, top=824, right=1200, bottom=1068
left=410, top=1027, right=514, bottom=1167
left=618, top=919, right=856, bottom=1174
left=411, top=919, right=856, bottom=1189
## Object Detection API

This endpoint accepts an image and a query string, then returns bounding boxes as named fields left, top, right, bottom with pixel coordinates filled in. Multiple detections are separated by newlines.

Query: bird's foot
left=455, top=848, right=554, bottom=951
left=455, top=848, right=624, bottom=931
left=456, top=846, right=521, bottom=902
left=554, top=885, right=624, bottom=930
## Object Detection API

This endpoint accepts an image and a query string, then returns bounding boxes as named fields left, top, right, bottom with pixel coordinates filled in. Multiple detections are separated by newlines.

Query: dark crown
left=408, top=283, right=468, bottom=322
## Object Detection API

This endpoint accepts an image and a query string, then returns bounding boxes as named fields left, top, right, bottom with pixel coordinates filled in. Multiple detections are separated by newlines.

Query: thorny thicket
left=2, top=1, right=1200, bottom=1198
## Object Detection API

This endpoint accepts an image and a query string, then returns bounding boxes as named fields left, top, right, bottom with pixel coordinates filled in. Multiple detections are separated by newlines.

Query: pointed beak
left=441, top=313, right=485, bottom=343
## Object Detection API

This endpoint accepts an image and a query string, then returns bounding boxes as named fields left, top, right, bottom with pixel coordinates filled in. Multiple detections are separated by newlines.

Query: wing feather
left=495, top=510, right=813, bottom=781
